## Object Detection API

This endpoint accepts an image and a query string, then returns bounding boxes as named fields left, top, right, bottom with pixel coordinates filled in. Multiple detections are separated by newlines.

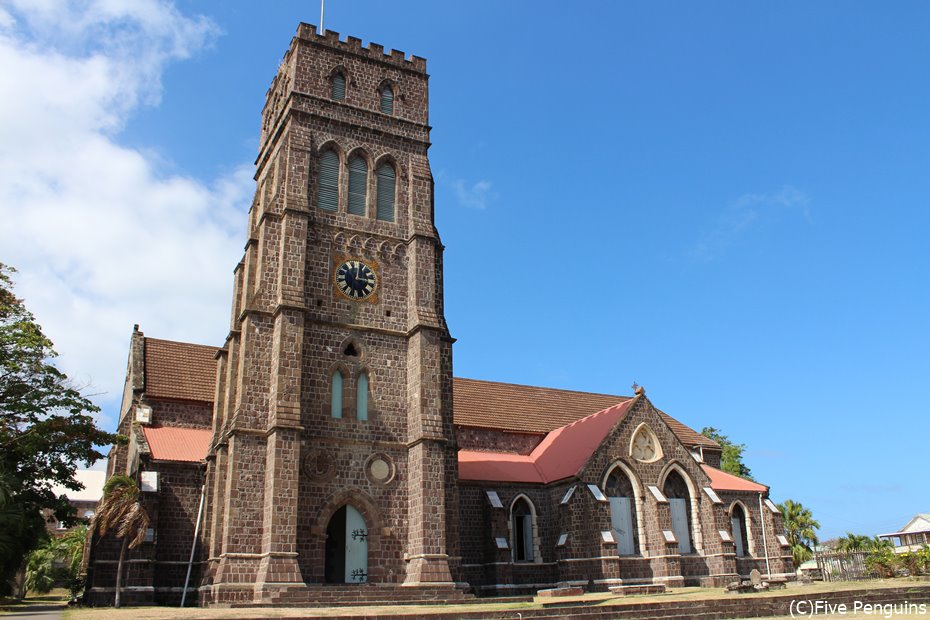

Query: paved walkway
left=1, top=602, right=65, bottom=620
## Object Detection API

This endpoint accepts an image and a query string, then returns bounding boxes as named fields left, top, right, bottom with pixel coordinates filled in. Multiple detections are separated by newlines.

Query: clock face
left=335, top=260, right=377, bottom=300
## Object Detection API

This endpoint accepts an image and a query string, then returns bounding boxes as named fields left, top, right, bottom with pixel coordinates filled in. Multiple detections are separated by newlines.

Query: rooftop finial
left=632, top=382, right=644, bottom=396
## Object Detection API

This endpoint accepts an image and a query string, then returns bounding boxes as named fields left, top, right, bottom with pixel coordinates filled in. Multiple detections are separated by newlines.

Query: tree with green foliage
left=93, top=475, right=149, bottom=608
left=834, top=532, right=873, bottom=553
left=0, top=262, right=121, bottom=596
left=779, top=499, right=820, bottom=568
left=834, top=532, right=893, bottom=554
left=700, top=427, right=754, bottom=480
left=24, top=524, right=88, bottom=595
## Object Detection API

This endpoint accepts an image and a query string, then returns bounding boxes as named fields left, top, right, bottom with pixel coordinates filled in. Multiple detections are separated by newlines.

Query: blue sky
left=2, top=1, right=928, bottom=541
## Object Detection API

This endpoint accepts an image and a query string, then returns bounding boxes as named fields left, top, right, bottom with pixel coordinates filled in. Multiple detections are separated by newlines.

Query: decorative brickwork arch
left=602, top=461, right=643, bottom=555
left=658, top=461, right=703, bottom=554
left=508, top=494, right=541, bottom=563
left=728, top=500, right=754, bottom=557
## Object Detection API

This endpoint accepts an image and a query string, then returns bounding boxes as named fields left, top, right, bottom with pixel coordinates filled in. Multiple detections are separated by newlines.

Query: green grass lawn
left=58, top=578, right=930, bottom=620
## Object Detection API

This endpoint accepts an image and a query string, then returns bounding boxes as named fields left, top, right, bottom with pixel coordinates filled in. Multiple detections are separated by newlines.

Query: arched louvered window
left=380, top=85, right=394, bottom=115
left=317, top=150, right=339, bottom=212
left=347, top=155, right=368, bottom=216
left=376, top=163, right=395, bottom=222
left=331, top=73, right=345, bottom=101
left=330, top=371, right=343, bottom=418
left=356, top=372, right=369, bottom=421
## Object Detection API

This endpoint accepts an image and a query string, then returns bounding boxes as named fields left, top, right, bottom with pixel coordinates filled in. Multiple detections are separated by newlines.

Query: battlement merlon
left=296, top=23, right=427, bottom=73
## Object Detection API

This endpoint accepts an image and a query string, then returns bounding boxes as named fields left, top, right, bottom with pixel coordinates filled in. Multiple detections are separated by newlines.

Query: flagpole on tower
left=320, top=0, right=325, bottom=34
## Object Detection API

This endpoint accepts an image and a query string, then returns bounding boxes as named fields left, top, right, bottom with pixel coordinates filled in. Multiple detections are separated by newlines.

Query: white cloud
left=0, top=1, right=250, bottom=427
left=691, top=185, right=812, bottom=260
left=452, top=178, right=495, bottom=210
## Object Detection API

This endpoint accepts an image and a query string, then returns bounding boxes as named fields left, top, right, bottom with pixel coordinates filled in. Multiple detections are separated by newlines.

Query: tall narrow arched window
left=317, top=150, right=339, bottom=212
left=511, top=497, right=536, bottom=562
left=347, top=155, right=368, bottom=216
left=376, top=163, right=395, bottom=222
left=356, top=372, right=369, bottom=421
left=731, top=503, right=750, bottom=557
left=605, top=467, right=639, bottom=555
left=331, top=73, right=346, bottom=101
left=330, top=371, right=343, bottom=418
left=663, top=470, right=693, bottom=554
left=379, top=85, right=394, bottom=115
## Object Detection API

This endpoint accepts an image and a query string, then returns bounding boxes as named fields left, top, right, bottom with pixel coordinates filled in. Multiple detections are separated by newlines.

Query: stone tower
left=201, top=24, right=460, bottom=605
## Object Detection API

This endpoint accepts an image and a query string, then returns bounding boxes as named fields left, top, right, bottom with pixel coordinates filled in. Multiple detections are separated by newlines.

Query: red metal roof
left=459, top=399, right=635, bottom=483
left=141, top=426, right=212, bottom=463
left=701, top=464, right=768, bottom=493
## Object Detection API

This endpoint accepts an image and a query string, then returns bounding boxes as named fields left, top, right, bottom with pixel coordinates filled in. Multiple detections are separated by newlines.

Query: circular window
left=365, top=453, right=396, bottom=485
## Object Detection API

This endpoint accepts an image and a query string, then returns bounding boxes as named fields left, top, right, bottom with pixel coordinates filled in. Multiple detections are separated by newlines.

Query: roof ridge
left=145, top=336, right=217, bottom=350
left=454, top=376, right=632, bottom=401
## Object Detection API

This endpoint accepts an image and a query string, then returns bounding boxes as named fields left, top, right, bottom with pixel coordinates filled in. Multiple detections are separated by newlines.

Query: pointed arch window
left=331, top=72, right=346, bottom=101
left=318, top=149, right=340, bottom=212
left=356, top=372, right=369, bottom=421
left=330, top=371, right=343, bottom=418
left=511, top=497, right=536, bottom=562
left=663, top=470, right=693, bottom=554
left=605, top=467, right=639, bottom=555
left=380, top=85, right=394, bottom=115
left=376, top=163, right=395, bottom=222
left=347, top=155, right=368, bottom=216
left=731, top=503, right=751, bottom=557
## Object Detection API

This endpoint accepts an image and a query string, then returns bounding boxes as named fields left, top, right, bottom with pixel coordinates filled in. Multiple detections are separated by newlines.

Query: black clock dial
left=335, top=260, right=377, bottom=300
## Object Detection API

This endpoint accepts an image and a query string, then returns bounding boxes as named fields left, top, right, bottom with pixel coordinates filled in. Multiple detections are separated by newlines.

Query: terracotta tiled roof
left=452, top=377, right=718, bottom=449
left=453, top=378, right=631, bottom=433
left=141, top=426, right=212, bottom=462
left=144, top=338, right=217, bottom=402
left=657, top=411, right=720, bottom=449
left=459, top=400, right=635, bottom=483
left=701, top=464, right=768, bottom=493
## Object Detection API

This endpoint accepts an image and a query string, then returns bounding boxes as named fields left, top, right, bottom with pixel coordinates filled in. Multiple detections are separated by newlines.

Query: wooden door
left=610, top=497, right=635, bottom=555
left=669, top=498, right=691, bottom=554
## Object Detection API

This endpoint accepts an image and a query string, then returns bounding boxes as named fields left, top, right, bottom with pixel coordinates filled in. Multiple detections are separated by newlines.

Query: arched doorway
left=325, top=505, right=369, bottom=583
left=731, top=503, right=750, bottom=557
left=605, top=468, right=639, bottom=555
left=663, top=470, right=692, bottom=554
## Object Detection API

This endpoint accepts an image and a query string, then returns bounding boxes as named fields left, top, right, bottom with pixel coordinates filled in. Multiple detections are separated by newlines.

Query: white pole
left=181, top=484, right=206, bottom=607
left=759, top=493, right=772, bottom=578
left=320, top=0, right=325, bottom=34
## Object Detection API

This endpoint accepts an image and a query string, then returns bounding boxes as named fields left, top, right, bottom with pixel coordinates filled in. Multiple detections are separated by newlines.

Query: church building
left=85, top=23, right=793, bottom=607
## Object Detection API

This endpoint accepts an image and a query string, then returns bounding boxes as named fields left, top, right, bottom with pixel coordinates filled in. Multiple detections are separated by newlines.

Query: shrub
left=865, top=547, right=898, bottom=579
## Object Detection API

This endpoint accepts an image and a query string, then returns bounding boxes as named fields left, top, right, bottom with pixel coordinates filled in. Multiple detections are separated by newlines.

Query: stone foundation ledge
left=201, top=584, right=930, bottom=619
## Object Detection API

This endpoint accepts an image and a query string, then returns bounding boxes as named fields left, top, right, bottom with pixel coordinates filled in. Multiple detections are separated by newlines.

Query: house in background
left=880, top=514, right=930, bottom=553
left=48, top=469, right=106, bottom=533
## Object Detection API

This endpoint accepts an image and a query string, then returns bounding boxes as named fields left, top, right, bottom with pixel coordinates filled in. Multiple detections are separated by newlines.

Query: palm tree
left=835, top=532, right=872, bottom=553
left=779, top=499, right=820, bottom=568
left=92, top=475, right=149, bottom=608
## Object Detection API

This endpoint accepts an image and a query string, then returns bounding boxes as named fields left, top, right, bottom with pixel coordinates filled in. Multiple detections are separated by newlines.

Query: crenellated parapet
left=295, top=23, right=427, bottom=73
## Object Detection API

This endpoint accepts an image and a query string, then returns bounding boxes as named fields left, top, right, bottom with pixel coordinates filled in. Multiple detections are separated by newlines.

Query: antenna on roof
left=320, top=0, right=325, bottom=34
